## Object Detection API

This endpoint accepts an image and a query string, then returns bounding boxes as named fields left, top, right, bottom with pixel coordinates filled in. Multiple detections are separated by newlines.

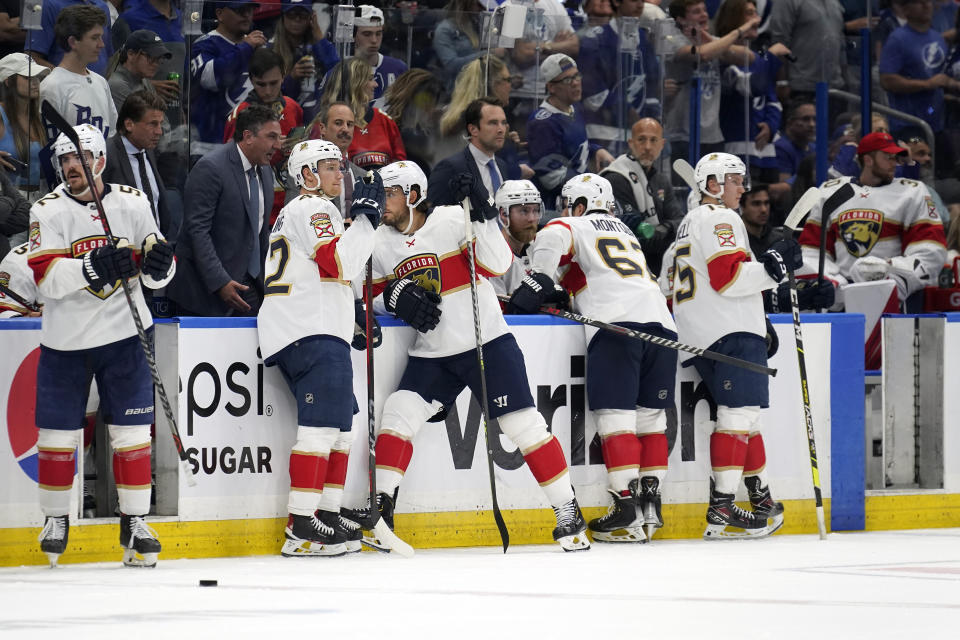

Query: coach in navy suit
left=428, top=97, right=514, bottom=206
left=168, top=105, right=281, bottom=316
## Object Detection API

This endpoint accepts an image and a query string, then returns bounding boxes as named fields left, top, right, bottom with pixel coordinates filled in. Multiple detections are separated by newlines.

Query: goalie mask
left=53, top=124, right=107, bottom=195
left=559, top=173, right=616, bottom=217
left=694, top=152, right=749, bottom=199
left=288, top=139, right=342, bottom=195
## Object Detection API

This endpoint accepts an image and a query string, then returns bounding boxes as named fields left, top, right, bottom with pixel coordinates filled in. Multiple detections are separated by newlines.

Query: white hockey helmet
left=53, top=124, right=107, bottom=187
left=379, top=161, right=428, bottom=208
left=495, top=179, right=542, bottom=213
left=694, top=152, right=748, bottom=199
left=560, top=173, right=615, bottom=216
left=355, top=5, right=384, bottom=27
left=287, top=139, right=342, bottom=191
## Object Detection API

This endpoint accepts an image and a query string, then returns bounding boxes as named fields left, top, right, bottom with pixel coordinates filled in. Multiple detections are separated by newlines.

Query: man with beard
left=490, top=179, right=543, bottom=295
left=798, top=131, right=946, bottom=309
left=601, top=118, right=683, bottom=275
left=310, top=101, right=361, bottom=217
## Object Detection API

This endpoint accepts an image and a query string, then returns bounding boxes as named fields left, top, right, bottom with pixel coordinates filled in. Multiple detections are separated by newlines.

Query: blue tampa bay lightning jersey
left=189, top=32, right=255, bottom=147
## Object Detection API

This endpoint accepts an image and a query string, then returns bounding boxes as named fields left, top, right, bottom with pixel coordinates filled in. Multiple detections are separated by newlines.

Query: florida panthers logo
left=837, top=209, right=883, bottom=257
left=394, top=253, right=441, bottom=294
left=71, top=235, right=126, bottom=299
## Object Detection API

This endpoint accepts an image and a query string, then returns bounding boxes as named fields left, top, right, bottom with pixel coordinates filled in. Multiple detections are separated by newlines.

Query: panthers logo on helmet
left=837, top=209, right=883, bottom=257
left=394, top=253, right=441, bottom=294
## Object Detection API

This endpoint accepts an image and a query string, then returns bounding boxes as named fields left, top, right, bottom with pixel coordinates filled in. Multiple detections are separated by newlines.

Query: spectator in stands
left=433, top=0, right=488, bottom=91
left=946, top=212, right=960, bottom=263
left=579, top=0, right=614, bottom=31
left=103, top=90, right=180, bottom=241
left=716, top=0, right=788, bottom=186
left=270, top=0, right=338, bottom=122
left=224, top=48, right=303, bottom=225
left=506, top=0, right=580, bottom=105
left=429, top=96, right=511, bottom=206
left=739, top=183, right=788, bottom=257
left=578, top=0, right=662, bottom=154
left=663, top=0, right=759, bottom=176
left=772, top=100, right=815, bottom=199
left=310, top=101, right=362, bottom=217
left=0, top=1, right=25, bottom=60
left=189, top=0, right=266, bottom=158
left=26, top=0, right=114, bottom=76
left=317, top=57, right=405, bottom=171
left=899, top=134, right=951, bottom=226
left=108, top=30, right=172, bottom=113
left=0, top=53, right=48, bottom=199
left=168, top=105, right=280, bottom=317
left=769, top=0, right=846, bottom=107
left=600, top=117, right=683, bottom=276
left=830, top=112, right=890, bottom=179
left=40, top=6, right=117, bottom=141
left=0, top=170, right=29, bottom=260
left=380, top=69, right=443, bottom=172
left=527, top=54, right=613, bottom=213
left=350, top=5, right=408, bottom=101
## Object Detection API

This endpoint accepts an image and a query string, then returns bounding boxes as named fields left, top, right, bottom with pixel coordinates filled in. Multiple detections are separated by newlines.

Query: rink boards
left=1, top=313, right=958, bottom=565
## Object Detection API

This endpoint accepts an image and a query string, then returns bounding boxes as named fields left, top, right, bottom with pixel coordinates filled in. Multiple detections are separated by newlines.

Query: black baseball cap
left=124, top=30, right=173, bottom=59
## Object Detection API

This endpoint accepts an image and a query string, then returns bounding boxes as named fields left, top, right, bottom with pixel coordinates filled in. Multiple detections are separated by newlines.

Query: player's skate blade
left=38, top=515, right=69, bottom=568
left=591, top=527, right=646, bottom=543
left=316, top=510, right=363, bottom=554
left=703, top=520, right=778, bottom=540
left=280, top=513, right=346, bottom=558
left=553, top=498, right=591, bottom=552
left=120, top=515, right=161, bottom=567
left=280, top=539, right=347, bottom=557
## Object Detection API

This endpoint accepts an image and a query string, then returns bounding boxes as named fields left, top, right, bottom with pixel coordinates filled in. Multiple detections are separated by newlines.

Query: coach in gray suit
left=168, top=104, right=281, bottom=316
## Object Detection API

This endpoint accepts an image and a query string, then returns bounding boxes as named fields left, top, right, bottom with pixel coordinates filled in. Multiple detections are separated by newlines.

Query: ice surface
left=2, top=529, right=959, bottom=639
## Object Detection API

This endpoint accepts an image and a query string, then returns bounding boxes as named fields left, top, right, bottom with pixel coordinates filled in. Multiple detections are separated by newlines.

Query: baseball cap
left=220, top=0, right=259, bottom=11
left=857, top=131, right=907, bottom=156
left=355, top=5, right=384, bottom=27
left=281, top=0, right=311, bottom=13
left=124, top=30, right=173, bottom=59
left=540, top=53, right=577, bottom=84
left=0, top=52, right=48, bottom=82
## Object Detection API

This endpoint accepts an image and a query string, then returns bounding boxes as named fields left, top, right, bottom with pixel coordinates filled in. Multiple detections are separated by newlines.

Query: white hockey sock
left=713, top=469, right=743, bottom=495
left=376, top=468, right=403, bottom=497
left=541, top=472, right=575, bottom=508
left=316, top=486, right=343, bottom=513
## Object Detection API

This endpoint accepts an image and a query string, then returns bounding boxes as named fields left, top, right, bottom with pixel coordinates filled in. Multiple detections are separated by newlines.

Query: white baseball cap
left=355, top=5, right=384, bottom=27
left=0, top=53, right=49, bottom=83
left=540, top=53, right=577, bottom=84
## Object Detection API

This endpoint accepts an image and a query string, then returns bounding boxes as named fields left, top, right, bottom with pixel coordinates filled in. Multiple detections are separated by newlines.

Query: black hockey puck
left=199, top=579, right=218, bottom=587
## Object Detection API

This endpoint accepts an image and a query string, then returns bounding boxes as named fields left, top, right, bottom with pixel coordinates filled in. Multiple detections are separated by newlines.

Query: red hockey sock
left=113, top=444, right=152, bottom=489
left=638, top=433, right=668, bottom=472
left=744, top=434, right=767, bottom=476
left=38, top=447, right=76, bottom=492
left=289, top=452, right=328, bottom=493
left=523, top=436, right=569, bottom=486
left=324, top=450, right=349, bottom=490
left=375, top=432, right=413, bottom=475
left=710, top=432, right=748, bottom=472
left=600, top=432, right=641, bottom=473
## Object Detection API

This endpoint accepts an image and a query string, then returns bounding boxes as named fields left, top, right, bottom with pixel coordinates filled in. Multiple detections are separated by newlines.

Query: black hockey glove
left=506, top=272, right=569, bottom=315
left=141, top=236, right=174, bottom=280
left=765, top=316, right=779, bottom=358
left=383, top=278, right=442, bottom=332
left=82, top=245, right=138, bottom=290
left=769, top=278, right=837, bottom=313
left=350, top=171, right=385, bottom=226
left=450, top=173, right=497, bottom=222
left=759, top=236, right=803, bottom=282
left=351, top=299, right=383, bottom=350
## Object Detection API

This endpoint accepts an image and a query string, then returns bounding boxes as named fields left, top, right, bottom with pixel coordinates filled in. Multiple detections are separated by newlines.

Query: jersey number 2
left=264, top=238, right=291, bottom=297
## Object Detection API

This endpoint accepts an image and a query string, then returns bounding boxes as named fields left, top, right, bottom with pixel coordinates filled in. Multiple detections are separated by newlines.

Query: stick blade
left=372, top=519, right=415, bottom=558
left=783, top=186, right=821, bottom=231
left=821, top=182, right=856, bottom=219
left=671, top=158, right=697, bottom=190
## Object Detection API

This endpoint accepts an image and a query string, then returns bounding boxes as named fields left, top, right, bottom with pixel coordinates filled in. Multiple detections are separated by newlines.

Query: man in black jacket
left=0, top=170, right=30, bottom=261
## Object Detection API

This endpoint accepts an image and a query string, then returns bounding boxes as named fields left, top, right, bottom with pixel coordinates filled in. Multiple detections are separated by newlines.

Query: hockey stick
left=817, top=183, right=856, bottom=287
left=783, top=189, right=837, bottom=541
left=498, top=295, right=777, bottom=376
left=463, top=197, right=509, bottom=553
left=672, top=158, right=697, bottom=191
left=41, top=101, right=196, bottom=487
left=362, top=256, right=414, bottom=558
left=0, top=281, right=41, bottom=313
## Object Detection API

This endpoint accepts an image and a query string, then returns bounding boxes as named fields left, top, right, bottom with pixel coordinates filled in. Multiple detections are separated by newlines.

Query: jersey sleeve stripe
left=798, top=221, right=821, bottom=248
left=461, top=241, right=505, bottom=278
left=903, top=223, right=948, bottom=249
left=310, top=237, right=343, bottom=279
left=560, top=262, right=587, bottom=295
left=707, top=250, right=749, bottom=293
left=27, top=251, right=69, bottom=285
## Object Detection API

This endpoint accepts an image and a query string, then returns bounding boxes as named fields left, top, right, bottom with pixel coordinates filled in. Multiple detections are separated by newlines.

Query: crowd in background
left=2, top=0, right=960, bottom=313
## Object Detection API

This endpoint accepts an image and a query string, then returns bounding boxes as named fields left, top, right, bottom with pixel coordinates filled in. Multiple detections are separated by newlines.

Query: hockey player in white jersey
left=508, top=173, right=677, bottom=542
left=490, top=180, right=542, bottom=296
left=668, top=152, right=797, bottom=539
left=797, top=132, right=946, bottom=309
left=27, top=124, right=175, bottom=566
left=258, top=139, right=382, bottom=557
left=354, top=161, right=589, bottom=552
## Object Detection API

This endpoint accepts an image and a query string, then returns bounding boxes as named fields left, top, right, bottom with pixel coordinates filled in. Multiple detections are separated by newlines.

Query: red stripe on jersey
left=312, top=238, right=342, bottom=278
left=113, top=445, right=152, bottom=489
left=460, top=241, right=503, bottom=278
left=523, top=435, right=569, bottom=486
left=368, top=279, right=389, bottom=299
left=38, top=448, right=76, bottom=489
left=289, top=452, right=327, bottom=492
left=798, top=220, right=821, bottom=248
left=600, top=432, right=641, bottom=472
left=437, top=252, right=476, bottom=292
left=706, top=250, right=749, bottom=293
left=375, top=432, right=414, bottom=475
left=710, top=432, right=748, bottom=470
left=325, top=450, right=349, bottom=488
left=744, top=434, right=767, bottom=475
left=560, top=262, right=586, bottom=295
left=28, top=251, right=69, bottom=285
left=639, top=433, right=669, bottom=471
left=904, top=220, right=947, bottom=249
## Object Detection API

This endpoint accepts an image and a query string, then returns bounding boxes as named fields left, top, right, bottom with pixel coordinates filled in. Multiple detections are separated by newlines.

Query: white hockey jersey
left=668, top=203, right=777, bottom=361
left=372, top=206, right=512, bottom=358
left=257, top=194, right=375, bottom=361
left=0, top=242, right=37, bottom=317
left=39, top=67, right=118, bottom=141
left=529, top=213, right=676, bottom=331
left=27, top=183, right=174, bottom=351
left=798, top=177, right=946, bottom=298
left=490, top=247, right=530, bottom=296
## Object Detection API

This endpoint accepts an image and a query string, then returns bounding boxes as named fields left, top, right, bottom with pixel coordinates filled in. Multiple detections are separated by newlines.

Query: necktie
left=487, top=158, right=501, bottom=195
left=246, top=167, right=261, bottom=278
left=135, top=151, right=157, bottom=224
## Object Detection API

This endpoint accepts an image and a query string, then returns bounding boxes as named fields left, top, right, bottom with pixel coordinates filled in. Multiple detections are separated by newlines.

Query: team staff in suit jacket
left=102, top=91, right=181, bottom=243
left=168, top=104, right=280, bottom=316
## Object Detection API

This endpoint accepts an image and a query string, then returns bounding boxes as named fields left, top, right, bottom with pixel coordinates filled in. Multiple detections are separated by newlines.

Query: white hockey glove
left=849, top=256, right=890, bottom=283
left=888, top=255, right=932, bottom=300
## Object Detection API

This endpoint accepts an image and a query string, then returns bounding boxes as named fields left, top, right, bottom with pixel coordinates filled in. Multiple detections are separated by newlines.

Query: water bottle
left=167, top=72, right=181, bottom=109
left=299, top=55, right=315, bottom=96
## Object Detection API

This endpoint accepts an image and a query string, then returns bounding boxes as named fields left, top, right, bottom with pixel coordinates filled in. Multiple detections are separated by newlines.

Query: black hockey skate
left=38, top=515, right=69, bottom=568
left=552, top=497, right=591, bottom=552
left=281, top=513, right=346, bottom=558
left=703, top=481, right=771, bottom=540
left=317, top=509, right=363, bottom=554
left=745, top=476, right=785, bottom=535
left=341, top=489, right=397, bottom=553
left=120, top=514, right=162, bottom=567
left=588, top=489, right=646, bottom=543
left=634, top=476, right=664, bottom=541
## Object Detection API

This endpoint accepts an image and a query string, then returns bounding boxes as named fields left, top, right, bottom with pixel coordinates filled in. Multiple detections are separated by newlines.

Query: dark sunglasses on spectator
left=550, top=73, right=582, bottom=85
